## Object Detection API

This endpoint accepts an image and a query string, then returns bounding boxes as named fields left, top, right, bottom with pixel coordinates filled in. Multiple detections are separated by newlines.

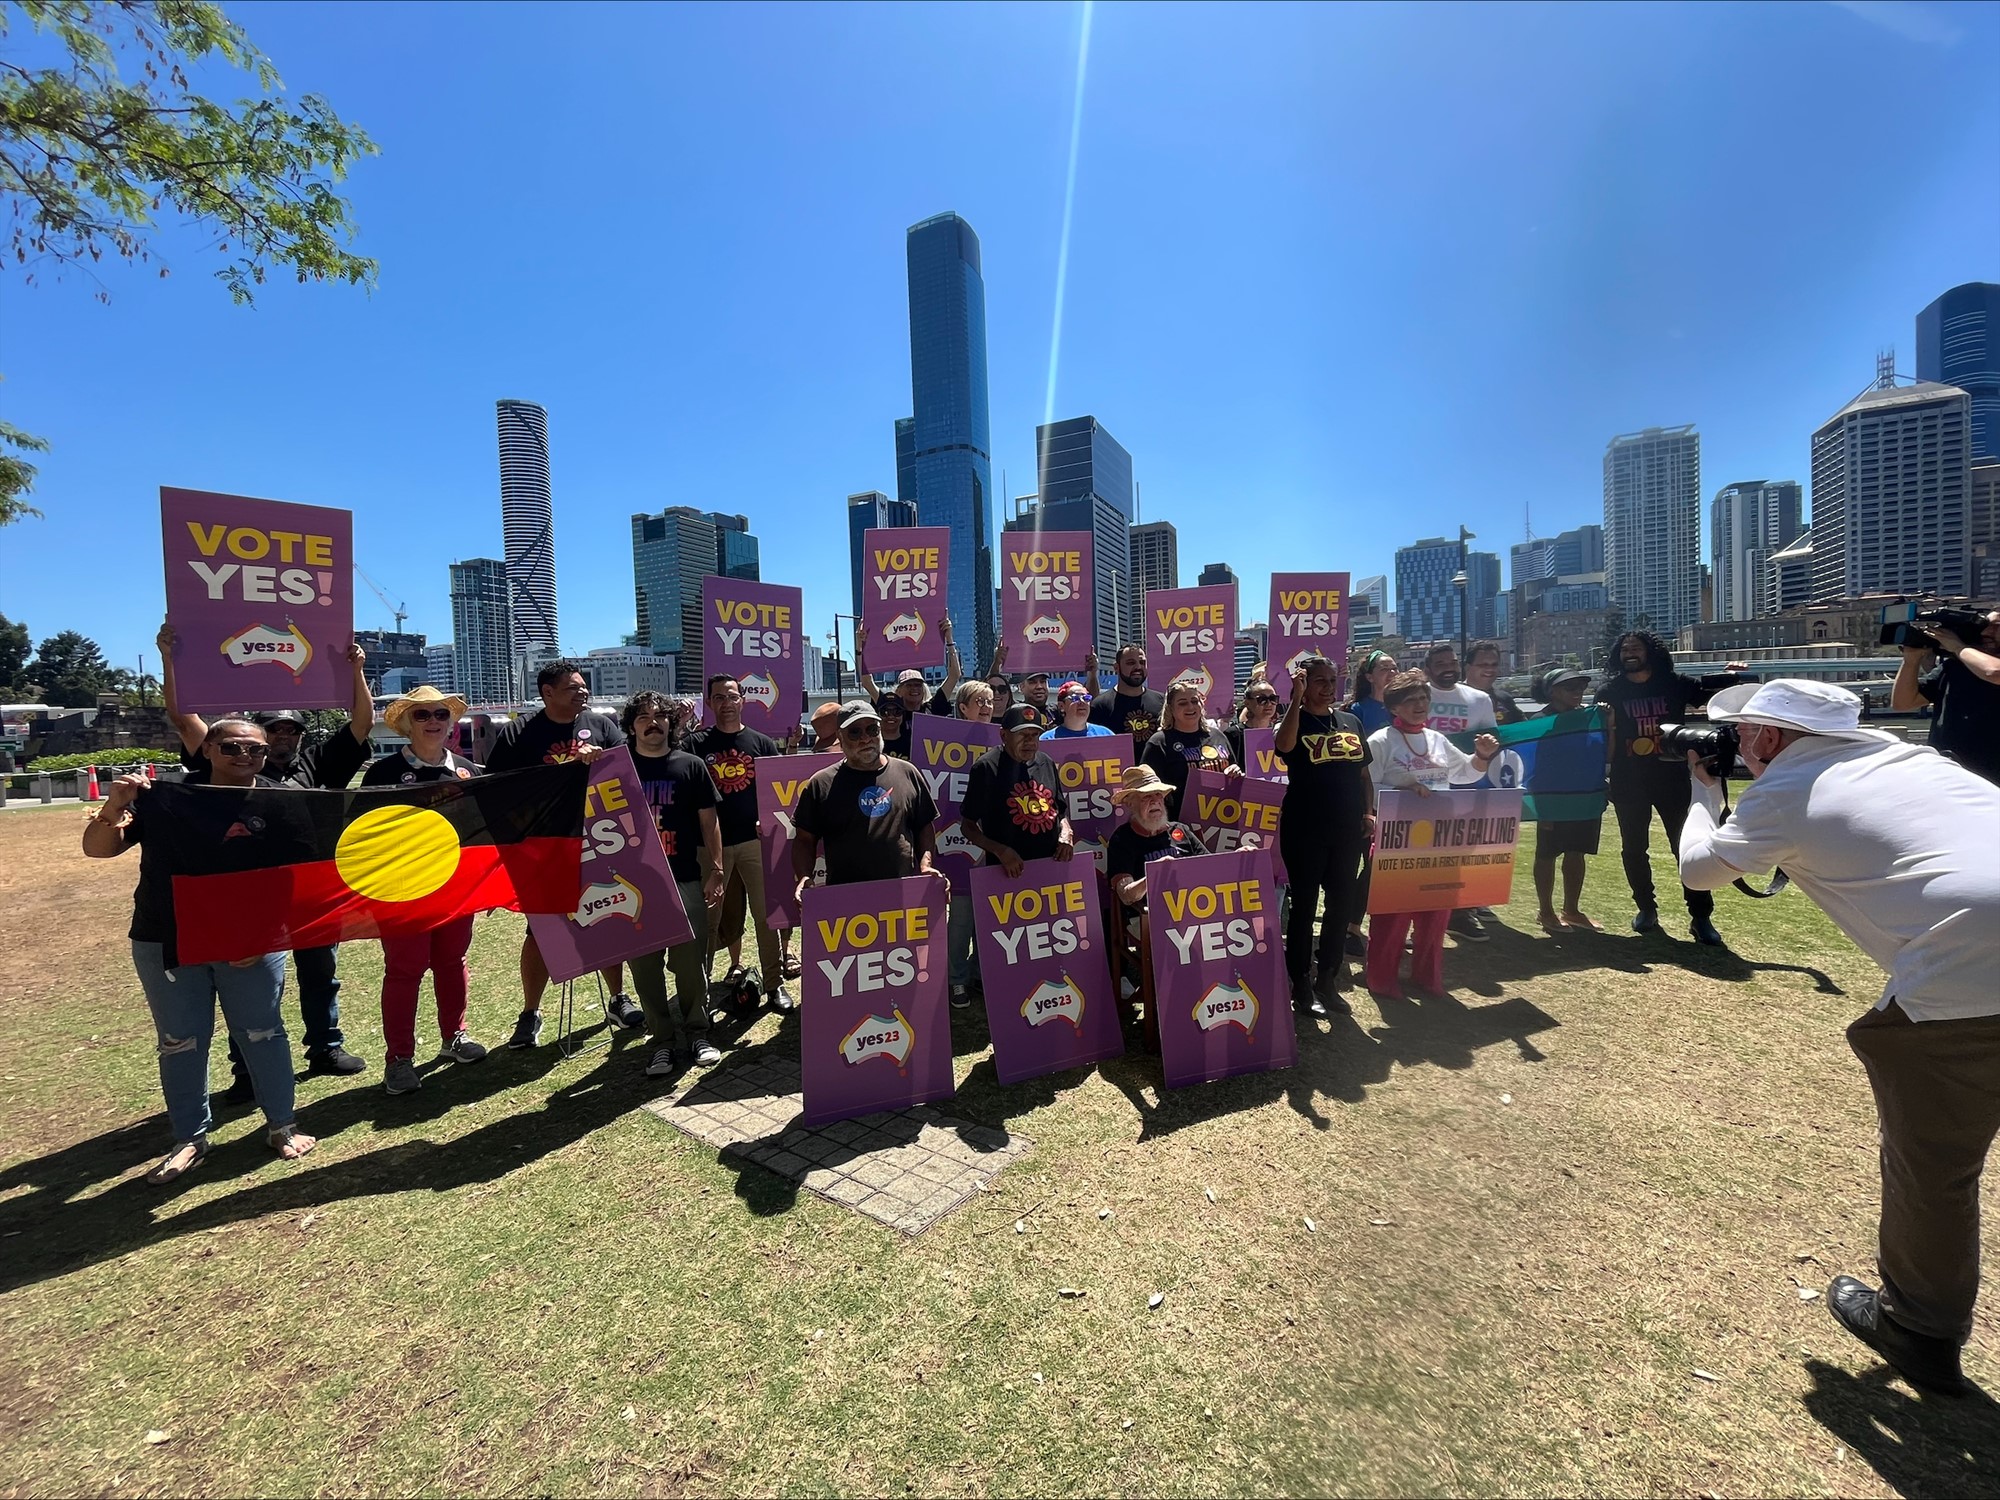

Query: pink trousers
left=1364, top=909, right=1450, bottom=996
left=380, top=916, right=474, bottom=1060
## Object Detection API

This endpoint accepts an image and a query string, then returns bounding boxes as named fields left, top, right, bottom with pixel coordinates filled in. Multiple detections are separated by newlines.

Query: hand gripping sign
left=861, top=526, right=950, bottom=673
left=999, top=531, right=1094, bottom=673
left=1267, top=572, right=1350, bottom=696
left=1144, top=585, right=1236, bottom=710
left=1367, top=788, right=1524, bottom=915
left=1147, top=846, right=1295, bottom=1088
left=971, top=859, right=1124, bottom=1085
left=800, top=875, right=953, bottom=1127
left=528, top=748, right=695, bottom=982
left=755, top=752, right=833, bottom=932
left=703, top=578, right=804, bottom=738
left=1181, top=768, right=1287, bottom=885
left=160, top=487, right=355, bottom=714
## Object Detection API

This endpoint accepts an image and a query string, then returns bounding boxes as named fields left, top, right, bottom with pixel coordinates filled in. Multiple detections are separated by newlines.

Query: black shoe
left=1630, top=908, right=1659, bottom=933
left=1826, top=1275, right=1967, bottom=1396
left=1291, top=976, right=1326, bottom=1018
left=1313, top=967, right=1353, bottom=1016
left=506, top=1010, right=543, bottom=1050
left=219, top=1070, right=255, bottom=1107
left=1447, top=910, right=1489, bottom=943
left=1690, top=916, right=1725, bottom=947
left=950, top=986, right=972, bottom=1010
left=768, top=986, right=798, bottom=1014
left=605, top=995, right=645, bottom=1031
left=305, top=1044, right=366, bottom=1076
left=1343, top=930, right=1366, bottom=959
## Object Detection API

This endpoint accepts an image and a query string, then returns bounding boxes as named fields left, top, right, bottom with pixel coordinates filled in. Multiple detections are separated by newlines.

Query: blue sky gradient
left=4, top=0, right=1995, bottom=676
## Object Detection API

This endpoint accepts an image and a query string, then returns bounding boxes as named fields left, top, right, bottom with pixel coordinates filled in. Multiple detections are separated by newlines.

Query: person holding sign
left=1364, top=671, right=1500, bottom=998
left=1089, top=645, right=1166, bottom=753
left=1105, top=764, right=1206, bottom=957
left=1273, top=655, right=1374, bottom=1015
left=1225, top=680, right=1282, bottom=768
left=792, top=701, right=945, bottom=895
left=361, top=687, right=489, bottom=1096
left=956, top=704, right=1077, bottom=1009
left=487, top=660, right=635, bottom=1048
left=1139, top=678, right=1239, bottom=819
left=1043, top=680, right=1112, bottom=740
left=687, top=675, right=789, bottom=1014
left=856, top=617, right=961, bottom=716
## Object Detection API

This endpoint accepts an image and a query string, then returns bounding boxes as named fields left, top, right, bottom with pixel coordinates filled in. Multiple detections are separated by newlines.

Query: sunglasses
left=409, top=707, right=453, bottom=723
left=216, top=741, right=268, bottom=759
left=1246, top=693, right=1279, bottom=705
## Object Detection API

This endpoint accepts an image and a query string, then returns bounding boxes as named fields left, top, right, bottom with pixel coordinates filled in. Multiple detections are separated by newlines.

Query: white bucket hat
left=1705, top=680, right=1893, bottom=742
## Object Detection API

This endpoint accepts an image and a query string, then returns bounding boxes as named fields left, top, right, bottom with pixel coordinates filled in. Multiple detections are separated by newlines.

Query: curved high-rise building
left=497, top=398, right=559, bottom=655
left=1918, top=282, right=1999, bottom=463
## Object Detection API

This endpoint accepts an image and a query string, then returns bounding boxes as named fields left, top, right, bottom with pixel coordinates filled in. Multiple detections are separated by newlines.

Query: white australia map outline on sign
left=1020, top=975, right=1086, bottom=1030
left=1192, top=977, right=1259, bottom=1037
left=839, top=1008, right=915, bottom=1069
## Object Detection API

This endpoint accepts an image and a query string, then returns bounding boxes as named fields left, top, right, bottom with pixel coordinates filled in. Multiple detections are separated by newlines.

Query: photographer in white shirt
left=1676, top=679, right=2000, bottom=1397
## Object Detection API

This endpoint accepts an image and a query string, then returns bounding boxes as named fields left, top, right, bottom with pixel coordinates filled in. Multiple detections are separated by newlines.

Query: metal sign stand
left=555, top=971, right=613, bottom=1060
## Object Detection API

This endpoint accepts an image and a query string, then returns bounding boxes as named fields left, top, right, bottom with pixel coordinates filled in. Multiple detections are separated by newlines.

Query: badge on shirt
left=858, top=785, right=892, bottom=819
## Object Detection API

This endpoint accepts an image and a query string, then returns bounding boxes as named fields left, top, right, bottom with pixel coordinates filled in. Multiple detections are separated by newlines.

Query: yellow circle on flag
left=335, top=804, right=461, bottom=903
left=1410, top=821, right=1434, bottom=849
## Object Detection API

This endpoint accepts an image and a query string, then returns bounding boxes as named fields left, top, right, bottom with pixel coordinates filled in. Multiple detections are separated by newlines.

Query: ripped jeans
left=132, top=943, right=294, bottom=1144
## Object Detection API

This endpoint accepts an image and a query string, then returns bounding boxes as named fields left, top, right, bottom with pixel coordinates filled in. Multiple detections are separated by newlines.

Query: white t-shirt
left=1679, top=734, right=2000, bottom=1022
left=1425, top=683, right=1496, bottom=736
left=1367, top=725, right=1485, bottom=792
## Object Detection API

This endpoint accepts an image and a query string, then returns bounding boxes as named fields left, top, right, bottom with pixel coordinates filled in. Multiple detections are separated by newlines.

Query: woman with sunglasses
left=361, top=687, right=489, bottom=1095
left=1225, top=678, right=1283, bottom=767
left=82, top=718, right=317, bottom=1183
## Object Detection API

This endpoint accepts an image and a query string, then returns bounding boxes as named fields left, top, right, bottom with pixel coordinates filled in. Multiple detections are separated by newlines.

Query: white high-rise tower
left=1603, top=425, right=1701, bottom=636
left=497, top=398, right=558, bottom=660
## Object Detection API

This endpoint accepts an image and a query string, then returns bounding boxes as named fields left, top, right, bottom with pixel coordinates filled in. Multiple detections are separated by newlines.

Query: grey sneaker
left=644, top=1046, right=679, bottom=1078
left=605, top=994, right=645, bottom=1030
left=383, top=1055, right=421, bottom=1095
left=441, top=1030, right=487, bottom=1064
left=691, top=1039, right=722, bottom=1067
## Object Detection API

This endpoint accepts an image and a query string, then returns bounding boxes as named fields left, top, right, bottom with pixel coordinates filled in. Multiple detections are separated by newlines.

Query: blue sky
left=3, top=0, right=1995, bottom=678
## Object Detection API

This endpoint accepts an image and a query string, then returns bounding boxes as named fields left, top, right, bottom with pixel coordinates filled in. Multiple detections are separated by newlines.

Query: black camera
left=1658, top=721, right=1740, bottom=779
left=1878, top=603, right=1989, bottom=649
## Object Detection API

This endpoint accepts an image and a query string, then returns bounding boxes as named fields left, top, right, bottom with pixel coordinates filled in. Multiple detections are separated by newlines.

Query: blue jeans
left=132, top=943, right=295, bottom=1143
left=948, top=889, right=977, bottom=989
left=227, top=944, right=342, bottom=1073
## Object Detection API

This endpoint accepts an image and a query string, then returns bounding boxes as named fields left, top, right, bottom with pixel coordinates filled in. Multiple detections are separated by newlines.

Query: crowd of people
left=80, top=604, right=2000, bottom=1397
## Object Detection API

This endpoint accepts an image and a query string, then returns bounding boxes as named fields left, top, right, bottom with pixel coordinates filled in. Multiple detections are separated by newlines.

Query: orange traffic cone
left=85, top=765, right=100, bottom=801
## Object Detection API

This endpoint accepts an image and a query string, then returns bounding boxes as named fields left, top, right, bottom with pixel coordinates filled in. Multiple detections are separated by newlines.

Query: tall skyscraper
left=1010, top=415, right=1136, bottom=664
left=1604, top=425, right=1701, bottom=635
left=847, top=489, right=920, bottom=624
left=352, top=629, right=428, bottom=692
left=1130, top=521, right=1179, bottom=627
left=449, top=558, right=513, bottom=704
left=1350, top=574, right=1388, bottom=649
left=1511, top=537, right=1558, bottom=587
left=496, top=399, right=558, bottom=657
left=423, top=643, right=456, bottom=694
left=1917, top=282, right=1999, bottom=462
left=631, top=508, right=762, bottom=687
left=1973, top=462, right=2000, bottom=598
left=1808, top=382, right=1971, bottom=602
left=1197, top=562, right=1238, bottom=589
left=1711, top=480, right=1803, bottom=621
left=902, top=212, right=996, bottom=664
left=1394, top=539, right=1498, bottom=644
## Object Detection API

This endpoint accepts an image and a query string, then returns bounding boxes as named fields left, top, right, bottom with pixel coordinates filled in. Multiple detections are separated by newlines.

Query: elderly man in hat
left=1105, top=763, right=1207, bottom=965
left=956, top=703, right=1077, bottom=1008
left=154, top=619, right=375, bottom=1085
left=1677, top=680, right=2000, bottom=1397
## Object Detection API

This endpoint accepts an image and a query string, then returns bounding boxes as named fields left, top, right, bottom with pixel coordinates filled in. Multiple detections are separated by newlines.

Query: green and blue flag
left=1451, top=707, right=1609, bottom=822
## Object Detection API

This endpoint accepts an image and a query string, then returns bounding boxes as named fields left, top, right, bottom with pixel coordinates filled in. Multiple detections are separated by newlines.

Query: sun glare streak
left=1037, top=0, right=1094, bottom=533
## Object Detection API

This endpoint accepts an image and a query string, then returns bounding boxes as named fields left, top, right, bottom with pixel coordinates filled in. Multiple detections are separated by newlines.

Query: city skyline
left=3, top=4, right=1995, bottom=675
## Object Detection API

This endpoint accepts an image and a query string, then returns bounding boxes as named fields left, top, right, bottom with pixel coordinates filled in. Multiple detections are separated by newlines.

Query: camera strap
left=1715, top=782, right=1790, bottom=899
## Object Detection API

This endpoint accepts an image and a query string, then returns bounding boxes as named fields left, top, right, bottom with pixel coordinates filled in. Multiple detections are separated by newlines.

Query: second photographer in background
left=1889, top=605, right=2000, bottom=787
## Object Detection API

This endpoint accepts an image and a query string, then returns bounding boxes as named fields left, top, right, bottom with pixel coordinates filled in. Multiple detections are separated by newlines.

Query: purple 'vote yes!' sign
left=1147, top=847, right=1295, bottom=1089
left=861, top=527, right=950, bottom=673
left=971, top=860, right=1123, bottom=1084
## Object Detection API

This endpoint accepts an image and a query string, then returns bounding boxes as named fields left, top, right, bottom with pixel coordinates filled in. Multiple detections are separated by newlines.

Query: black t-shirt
left=360, top=748, right=481, bottom=786
left=960, top=746, right=1065, bottom=861
left=1489, top=688, right=1524, bottom=726
left=793, top=757, right=938, bottom=885
left=1140, top=724, right=1236, bottom=819
left=684, top=724, right=780, bottom=846
left=1595, top=672, right=1714, bottom=785
left=926, top=687, right=953, bottom=718
left=1920, top=657, right=2000, bottom=784
left=485, top=709, right=626, bottom=771
left=1279, top=709, right=1373, bottom=831
left=881, top=723, right=913, bottom=761
left=631, top=748, right=719, bottom=882
left=179, top=725, right=369, bottom=790
left=1106, top=820, right=1205, bottom=907
left=1089, top=687, right=1166, bottom=747
left=124, top=775, right=290, bottom=961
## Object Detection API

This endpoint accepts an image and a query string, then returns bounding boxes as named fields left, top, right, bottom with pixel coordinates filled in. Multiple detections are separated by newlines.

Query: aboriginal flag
left=148, top=764, right=587, bottom=964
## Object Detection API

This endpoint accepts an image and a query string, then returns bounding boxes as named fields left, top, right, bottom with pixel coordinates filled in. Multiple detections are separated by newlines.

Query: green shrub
left=21, top=748, right=184, bottom=773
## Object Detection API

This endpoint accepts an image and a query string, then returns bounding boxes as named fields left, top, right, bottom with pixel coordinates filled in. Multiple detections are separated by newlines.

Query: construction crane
left=353, top=564, right=408, bottom=634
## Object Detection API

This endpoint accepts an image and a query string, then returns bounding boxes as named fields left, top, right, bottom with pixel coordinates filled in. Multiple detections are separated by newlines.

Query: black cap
left=256, top=709, right=307, bottom=728
left=1000, top=704, right=1049, bottom=733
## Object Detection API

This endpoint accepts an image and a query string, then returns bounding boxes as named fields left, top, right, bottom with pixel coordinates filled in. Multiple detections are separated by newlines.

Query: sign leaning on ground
left=971, top=858, right=1125, bottom=1085
left=861, top=526, right=951, bottom=674
left=160, top=486, right=354, bottom=714
left=1148, top=847, right=1295, bottom=1089
left=528, top=747, right=694, bottom=981
left=755, top=751, right=831, bottom=932
left=998, top=530, right=1094, bottom=674
left=703, top=578, right=804, bottom=739
left=799, top=874, right=953, bottom=1127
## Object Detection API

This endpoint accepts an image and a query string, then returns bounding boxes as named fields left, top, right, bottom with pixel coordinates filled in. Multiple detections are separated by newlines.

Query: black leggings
left=1280, top=825, right=1367, bottom=982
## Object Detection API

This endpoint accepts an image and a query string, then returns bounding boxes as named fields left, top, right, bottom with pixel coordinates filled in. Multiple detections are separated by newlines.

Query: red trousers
left=380, top=916, right=474, bottom=1060
left=1364, top=909, right=1450, bottom=995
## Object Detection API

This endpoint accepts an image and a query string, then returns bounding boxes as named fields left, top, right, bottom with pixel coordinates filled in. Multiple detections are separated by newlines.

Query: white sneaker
left=692, top=1039, right=722, bottom=1067
left=644, top=1046, right=679, bottom=1078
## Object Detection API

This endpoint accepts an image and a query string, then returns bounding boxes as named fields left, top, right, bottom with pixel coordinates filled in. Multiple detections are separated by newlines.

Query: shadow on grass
left=1799, top=1358, right=2000, bottom=1497
left=1451, top=916, right=1847, bottom=999
left=0, top=1040, right=646, bottom=1297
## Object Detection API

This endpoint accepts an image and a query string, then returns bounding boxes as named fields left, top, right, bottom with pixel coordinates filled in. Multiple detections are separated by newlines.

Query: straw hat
left=1110, top=763, right=1174, bottom=807
left=383, top=684, right=469, bottom=737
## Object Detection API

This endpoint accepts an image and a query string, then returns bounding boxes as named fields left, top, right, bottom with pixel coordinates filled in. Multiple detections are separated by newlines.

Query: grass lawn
left=0, top=804, right=1994, bottom=1497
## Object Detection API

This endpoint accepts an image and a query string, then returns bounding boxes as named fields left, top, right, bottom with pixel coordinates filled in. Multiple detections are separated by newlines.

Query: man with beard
left=1273, top=655, right=1373, bottom=1016
left=487, top=660, right=637, bottom=1047
left=1088, top=645, right=1167, bottom=753
left=957, top=704, right=1077, bottom=1008
left=687, top=675, right=791, bottom=1013
left=155, top=621, right=374, bottom=1088
left=1463, top=641, right=1523, bottom=725
left=624, top=693, right=727, bottom=1075
left=1106, top=764, right=1208, bottom=963
left=792, top=701, right=945, bottom=893
left=1421, top=643, right=1498, bottom=940
left=1596, top=630, right=1727, bottom=945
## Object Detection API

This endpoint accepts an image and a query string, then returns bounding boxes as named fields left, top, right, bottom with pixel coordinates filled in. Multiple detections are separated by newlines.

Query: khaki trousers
left=709, top=839, right=782, bottom=984
left=1846, top=1001, right=2000, bottom=1345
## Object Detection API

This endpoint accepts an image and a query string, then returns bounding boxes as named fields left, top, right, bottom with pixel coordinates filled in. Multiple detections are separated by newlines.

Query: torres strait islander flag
left=150, top=764, right=587, bottom=964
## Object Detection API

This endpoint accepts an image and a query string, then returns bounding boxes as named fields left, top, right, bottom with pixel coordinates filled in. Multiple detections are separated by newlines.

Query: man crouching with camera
left=1673, top=679, right=2000, bottom=1397
left=1889, top=606, right=2000, bottom=786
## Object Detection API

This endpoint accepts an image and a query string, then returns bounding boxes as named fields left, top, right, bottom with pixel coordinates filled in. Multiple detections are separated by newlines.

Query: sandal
left=267, top=1124, right=318, bottom=1162
left=1537, top=912, right=1567, bottom=934
left=146, top=1137, right=210, bottom=1184
left=1561, top=911, right=1604, bottom=932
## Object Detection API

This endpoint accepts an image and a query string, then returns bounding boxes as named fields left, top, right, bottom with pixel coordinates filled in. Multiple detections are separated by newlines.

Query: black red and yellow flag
left=148, top=764, right=587, bottom=964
